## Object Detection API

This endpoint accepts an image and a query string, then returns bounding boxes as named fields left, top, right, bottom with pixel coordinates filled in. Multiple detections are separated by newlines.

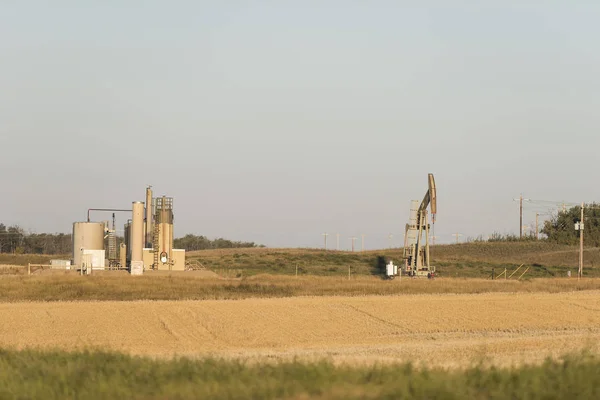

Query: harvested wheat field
left=2, top=291, right=600, bottom=368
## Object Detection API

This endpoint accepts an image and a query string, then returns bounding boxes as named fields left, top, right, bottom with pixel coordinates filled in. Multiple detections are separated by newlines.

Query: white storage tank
left=386, top=261, right=394, bottom=277
left=386, top=261, right=399, bottom=278
left=72, top=222, right=105, bottom=268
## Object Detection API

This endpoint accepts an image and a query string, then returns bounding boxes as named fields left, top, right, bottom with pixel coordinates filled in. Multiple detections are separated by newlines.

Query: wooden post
left=28, top=263, right=30, bottom=276
left=348, top=265, right=351, bottom=280
left=296, top=263, right=298, bottom=277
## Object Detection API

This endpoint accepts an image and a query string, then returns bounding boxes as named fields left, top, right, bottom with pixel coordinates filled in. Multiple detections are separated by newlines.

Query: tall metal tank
left=130, top=201, right=145, bottom=275
left=145, top=186, right=153, bottom=248
left=155, top=196, right=174, bottom=267
left=72, top=222, right=105, bottom=268
left=131, top=202, right=144, bottom=262
left=124, top=221, right=131, bottom=262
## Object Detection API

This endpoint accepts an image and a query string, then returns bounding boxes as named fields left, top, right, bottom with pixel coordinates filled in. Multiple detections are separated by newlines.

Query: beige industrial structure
left=145, top=186, right=153, bottom=247
left=124, top=221, right=131, bottom=261
left=130, top=201, right=145, bottom=275
left=404, top=173, right=437, bottom=277
left=71, top=187, right=186, bottom=275
left=124, top=187, right=186, bottom=272
left=387, top=173, right=437, bottom=279
left=119, top=243, right=127, bottom=270
left=72, top=222, right=105, bottom=270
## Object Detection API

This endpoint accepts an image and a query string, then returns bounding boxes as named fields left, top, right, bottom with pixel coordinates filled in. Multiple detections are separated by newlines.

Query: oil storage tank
left=155, top=196, right=174, bottom=268
left=72, top=222, right=105, bottom=268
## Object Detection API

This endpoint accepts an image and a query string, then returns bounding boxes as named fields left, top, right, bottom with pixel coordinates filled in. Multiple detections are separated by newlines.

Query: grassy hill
left=2, top=241, right=597, bottom=279
left=187, top=241, right=599, bottom=279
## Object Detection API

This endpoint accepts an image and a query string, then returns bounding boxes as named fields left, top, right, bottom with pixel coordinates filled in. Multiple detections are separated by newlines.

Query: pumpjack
left=402, top=174, right=437, bottom=278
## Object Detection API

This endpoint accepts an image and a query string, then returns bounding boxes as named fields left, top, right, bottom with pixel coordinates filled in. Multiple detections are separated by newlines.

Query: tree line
left=0, top=224, right=72, bottom=254
left=462, top=203, right=600, bottom=246
left=173, top=234, right=263, bottom=251
left=0, top=224, right=261, bottom=255
left=541, top=203, right=600, bottom=246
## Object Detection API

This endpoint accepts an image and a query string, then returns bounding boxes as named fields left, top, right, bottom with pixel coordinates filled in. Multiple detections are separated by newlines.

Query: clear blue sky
left=1, top=2, right=599, bottom=249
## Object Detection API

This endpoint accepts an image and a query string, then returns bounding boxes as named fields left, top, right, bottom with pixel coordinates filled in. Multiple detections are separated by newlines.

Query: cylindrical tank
left=119, top=243, right=127, bottom=269
left=124, top=221, right=131, bottom=262
left=131, top=202, right=144, bottom=262
left=156, top=196, right=174, bottom=266
left=72, top=222, right=105, bottom=268
left=145, top=187, right=153, bottom=248
left=160, top=222, right=173, bottom=265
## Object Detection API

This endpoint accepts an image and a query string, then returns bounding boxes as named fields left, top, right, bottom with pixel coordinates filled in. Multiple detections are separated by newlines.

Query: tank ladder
left=152, top=222, right=160, bottom=270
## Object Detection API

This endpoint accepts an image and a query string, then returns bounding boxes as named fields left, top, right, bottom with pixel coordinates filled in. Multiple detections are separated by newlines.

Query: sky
left=1, top=1, right=599, bottom=249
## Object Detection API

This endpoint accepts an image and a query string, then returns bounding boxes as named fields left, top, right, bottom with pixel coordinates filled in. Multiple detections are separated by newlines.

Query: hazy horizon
left=2, top=2, right=599, bottom=249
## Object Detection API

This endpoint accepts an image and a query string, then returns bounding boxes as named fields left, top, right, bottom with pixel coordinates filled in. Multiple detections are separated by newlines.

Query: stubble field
left=2, top=289, right=600, bottom=368
left=3, top=244, right=600, bottom=398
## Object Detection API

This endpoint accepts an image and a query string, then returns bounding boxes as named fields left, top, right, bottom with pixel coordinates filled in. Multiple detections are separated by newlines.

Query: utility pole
left=513, top=194, right=530, bottom=239
left=350, top=237, right=357, bottom=252
left=361, top=234, right=366, bottom=252
left=388, top=234, right=393, bottom=249
left=322, top=233, right=329, bottom=250
left=520, top=195, right=523, bottom=239
left=336, top=233, right=340, bottom=251
left=453, top=233, right=463, bottom=244
left=576, top=202, right=585, bottom=279
left=536, top=213, right=539, bottom=240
